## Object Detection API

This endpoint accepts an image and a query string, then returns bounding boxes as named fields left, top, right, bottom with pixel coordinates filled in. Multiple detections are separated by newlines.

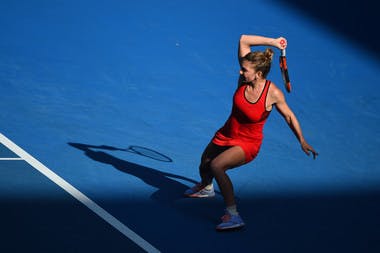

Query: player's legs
left=209, top=145, right=247, bottom=231
left=185, top=143, right=246, bottom=202
left=187, top=143, right=247, bottom=230
left=184, top=142, right=229, bottom=198
left=209, top=145, right=246, bottom=207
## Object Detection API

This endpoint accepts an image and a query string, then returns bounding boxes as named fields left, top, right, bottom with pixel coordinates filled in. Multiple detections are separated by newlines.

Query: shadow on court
left=239, top=191, right=380, bottom=253
left=2, top=191, right=379, bottom=253
left=0, top=199, right=145, bottom=253
left=0, top=158, right=144, bottom=253
left=68, top=142, right=197, bottom=203
left=67, top=143, right=380, bottom=253
left=274, top=0, right=379, bottom=57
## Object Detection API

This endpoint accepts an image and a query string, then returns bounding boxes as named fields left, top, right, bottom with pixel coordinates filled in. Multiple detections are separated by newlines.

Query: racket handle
left=281, top=49, right=286, bottom=57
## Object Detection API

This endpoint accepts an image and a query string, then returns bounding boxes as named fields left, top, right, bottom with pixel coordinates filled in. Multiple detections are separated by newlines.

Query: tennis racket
left=279, top=40, right=291, bottom=92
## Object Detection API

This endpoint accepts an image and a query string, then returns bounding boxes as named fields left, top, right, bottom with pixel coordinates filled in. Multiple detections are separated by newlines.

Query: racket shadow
left=68, top=142, right=198, bottom=203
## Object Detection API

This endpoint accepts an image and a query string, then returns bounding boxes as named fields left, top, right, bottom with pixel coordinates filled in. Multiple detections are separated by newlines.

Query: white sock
left=204, top=183, right=213, bottom=190
left=226, top=205, right=239, bottom=215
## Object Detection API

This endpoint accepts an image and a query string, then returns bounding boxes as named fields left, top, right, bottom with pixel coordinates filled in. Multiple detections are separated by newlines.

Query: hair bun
left=264, top=48, right=274, bottom=62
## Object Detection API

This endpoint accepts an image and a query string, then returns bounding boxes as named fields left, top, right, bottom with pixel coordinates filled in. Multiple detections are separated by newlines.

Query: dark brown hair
left=242, top=48, right=274, bottom=78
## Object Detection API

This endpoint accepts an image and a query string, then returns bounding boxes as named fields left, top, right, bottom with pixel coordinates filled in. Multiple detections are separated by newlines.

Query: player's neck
left=250, top=79, right=266, bottom=89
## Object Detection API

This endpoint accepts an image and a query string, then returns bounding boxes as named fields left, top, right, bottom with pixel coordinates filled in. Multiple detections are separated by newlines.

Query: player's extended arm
left=273, top=87, right=318, bottom=159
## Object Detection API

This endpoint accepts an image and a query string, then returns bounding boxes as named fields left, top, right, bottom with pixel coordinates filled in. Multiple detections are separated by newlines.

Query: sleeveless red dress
left=212, top=80, right=272, bottom=163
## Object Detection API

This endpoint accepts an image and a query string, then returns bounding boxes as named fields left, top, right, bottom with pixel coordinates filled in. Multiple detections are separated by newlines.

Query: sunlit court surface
left=1, top=0, right=379, bottom=252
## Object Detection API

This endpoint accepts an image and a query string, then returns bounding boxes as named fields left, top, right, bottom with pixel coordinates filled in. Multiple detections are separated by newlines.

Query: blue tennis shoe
left=216, top=210, right=245, bottom=231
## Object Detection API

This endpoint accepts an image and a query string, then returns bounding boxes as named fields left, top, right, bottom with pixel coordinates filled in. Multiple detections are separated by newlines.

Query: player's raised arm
left=238, top=34, right=287, bottom=59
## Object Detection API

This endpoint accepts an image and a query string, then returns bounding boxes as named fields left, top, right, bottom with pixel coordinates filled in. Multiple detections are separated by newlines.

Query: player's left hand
left=301, top=141, right=318, bottom=159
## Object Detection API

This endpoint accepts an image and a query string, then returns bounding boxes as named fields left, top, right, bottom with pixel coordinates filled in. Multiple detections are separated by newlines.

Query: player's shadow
left=68, top=142, right=198, bottom=203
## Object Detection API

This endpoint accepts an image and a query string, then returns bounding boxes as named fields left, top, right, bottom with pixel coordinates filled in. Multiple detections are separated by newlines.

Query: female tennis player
left=185, top=34, right=318, bottom=231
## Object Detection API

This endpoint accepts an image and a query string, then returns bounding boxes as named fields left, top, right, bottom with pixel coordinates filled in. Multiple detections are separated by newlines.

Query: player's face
left=240, top=61, right=259, bottom=83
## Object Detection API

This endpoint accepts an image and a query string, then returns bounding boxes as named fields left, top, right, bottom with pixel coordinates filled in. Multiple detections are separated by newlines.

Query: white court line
left=0, top=157, right=23, bottom=160
left=0, top=133, right=160, bottom=253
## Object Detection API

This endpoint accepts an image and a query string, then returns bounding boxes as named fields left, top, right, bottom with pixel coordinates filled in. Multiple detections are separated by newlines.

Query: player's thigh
left=210, top=145, right=246, bottom=172
left=201, top=142, right=230, bottom=164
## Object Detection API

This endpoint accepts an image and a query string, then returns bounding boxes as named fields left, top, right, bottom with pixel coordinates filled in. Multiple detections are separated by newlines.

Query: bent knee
left=200, top=157, right=211, bottom=170
left=209, top=160, right=228, bottom=175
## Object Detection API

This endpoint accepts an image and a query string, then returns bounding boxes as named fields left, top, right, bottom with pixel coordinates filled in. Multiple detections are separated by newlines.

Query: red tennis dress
left=212, top=80, right=272, bottom=163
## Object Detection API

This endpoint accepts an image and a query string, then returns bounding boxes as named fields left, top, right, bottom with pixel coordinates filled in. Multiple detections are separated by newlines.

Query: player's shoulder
left=268, top=81, right=282, bottom=95
left=267, top=81, right=285, bottom=101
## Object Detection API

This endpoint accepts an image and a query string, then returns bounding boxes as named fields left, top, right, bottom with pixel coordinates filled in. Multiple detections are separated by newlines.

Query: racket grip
left=281, top=49, right=286, bottom=57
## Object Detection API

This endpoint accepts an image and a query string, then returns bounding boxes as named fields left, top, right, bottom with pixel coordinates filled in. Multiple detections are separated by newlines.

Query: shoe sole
left=216, top=223, right=245, bottom=231
left=184, top=193, right=215, bottom=198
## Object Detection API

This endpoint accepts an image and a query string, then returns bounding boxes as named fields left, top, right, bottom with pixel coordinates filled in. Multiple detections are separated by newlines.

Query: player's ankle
left=226, top=205, right=239, bottom=215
